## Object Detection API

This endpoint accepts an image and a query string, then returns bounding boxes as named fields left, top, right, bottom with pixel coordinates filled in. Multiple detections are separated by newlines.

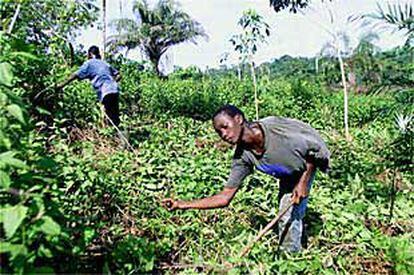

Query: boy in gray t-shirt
left=163, top=105, right=330, bottom=252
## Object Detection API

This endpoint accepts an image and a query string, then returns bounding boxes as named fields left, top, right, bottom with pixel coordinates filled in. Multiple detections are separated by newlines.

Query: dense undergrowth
left=1, top=36, right=414, bottom=274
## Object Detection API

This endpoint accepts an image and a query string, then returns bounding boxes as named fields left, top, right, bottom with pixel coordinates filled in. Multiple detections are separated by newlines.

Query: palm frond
left=133, top=0, right=149, bottom=23
left=364, top=2, right=414, bottom=36
left=109, top=18, right=139, bottom=33
left=320, top=41, right=336, bottom=57
left=395, top=113, right=413, bottom=133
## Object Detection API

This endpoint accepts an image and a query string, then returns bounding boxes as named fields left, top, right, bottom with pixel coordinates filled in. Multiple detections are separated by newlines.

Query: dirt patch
left=364, top=218, right=408, bottom=237
left=353, top=255, right=393, bottom=274
left=68, top=127, right=122, bottom=156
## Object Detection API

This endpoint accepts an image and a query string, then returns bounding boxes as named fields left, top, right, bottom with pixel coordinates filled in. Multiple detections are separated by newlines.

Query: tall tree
left=313, top=7, right=364, bottom=141
left=0, top=0, right=98, bottom=54
left=322, top=31, right=351, bottom=141
left=0, top=0, right=99, bottom=97
left=107, top=0, right=206, bottom=76
left=320, top=30, right=381, bottom=86
left=230, top=9, right=270, bottom=120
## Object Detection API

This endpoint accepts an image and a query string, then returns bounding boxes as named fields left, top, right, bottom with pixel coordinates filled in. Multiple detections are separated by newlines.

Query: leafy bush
left=0, top=37, right=66, bottom=274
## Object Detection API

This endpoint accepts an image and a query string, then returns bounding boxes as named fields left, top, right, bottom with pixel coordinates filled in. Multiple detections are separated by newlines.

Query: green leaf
left=0, top=151, right=28, bottom=169
left=0, top=242, right=20, bottom=253
left=0, top=91, right=7, bottom=104
left=38, top=244, right=53, bottom=258
left=84, top=227, right=95, bottom=243
left=0, top=170, right=11, bottom=189
left=0, top=205, right=28, bottom=239
left=35, top=107, right=52, bottom=116
left=6, top=104, right=25, bottom=124
left=0, top=242, right=27, bottom=259
left=39, top=216, right=61, bottom=236
left=0, top=63, right=13, bottom=87
left=27, top=266, right=55, bottom=274
left=37, top=157, right=57, bottom=169
left=9, top=52, right=39, bottom=60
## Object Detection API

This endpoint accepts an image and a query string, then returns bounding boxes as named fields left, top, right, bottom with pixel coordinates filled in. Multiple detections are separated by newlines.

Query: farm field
left=1, top=0, right=413, bottom=274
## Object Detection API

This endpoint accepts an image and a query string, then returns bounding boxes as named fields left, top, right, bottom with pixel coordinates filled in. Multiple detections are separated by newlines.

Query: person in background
left=57, top=45, right=122, bottom=126
left=162, top=104, right=330, bottom=252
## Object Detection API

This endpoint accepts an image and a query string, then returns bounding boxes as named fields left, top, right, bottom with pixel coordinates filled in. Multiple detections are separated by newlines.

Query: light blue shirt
left=76, top=58, right=119, bottom=102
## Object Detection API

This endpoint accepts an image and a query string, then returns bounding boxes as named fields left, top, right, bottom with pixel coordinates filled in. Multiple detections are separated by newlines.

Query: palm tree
left=107, top=0, right=206, bottom=76
left=321, top=31, right=381, bottom=89
left=320, top=30, right=352, bottom=141
left=364, top=2, right=413, bottom=45
left=313, top=4, right=381, bottom=141
left=361, top=2, right=414, bottom=100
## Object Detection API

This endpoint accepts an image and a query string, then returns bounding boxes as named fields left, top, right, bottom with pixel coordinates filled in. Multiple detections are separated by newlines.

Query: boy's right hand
left=161, top=198, right=180, bottom=211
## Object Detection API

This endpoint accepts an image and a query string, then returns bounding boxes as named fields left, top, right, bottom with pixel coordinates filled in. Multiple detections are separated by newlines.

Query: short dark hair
left=88, top=46, right=101, bottom=59
left=213, top=104, right=246, bottom=122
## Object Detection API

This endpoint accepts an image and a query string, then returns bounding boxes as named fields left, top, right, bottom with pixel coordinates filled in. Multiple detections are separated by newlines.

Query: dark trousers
left=102, top=93, right=120, bottom=127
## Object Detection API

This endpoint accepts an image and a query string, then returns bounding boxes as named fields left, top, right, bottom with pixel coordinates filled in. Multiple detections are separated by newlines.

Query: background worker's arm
left=56, top=73, right=78, bottom=90
left=162, top=186, right=238, bottom=211
left=291, top=161, right=315, bottom=204
left=110, top=66, right=122, bottom=82
left=114, top=72, right=122, bottom=82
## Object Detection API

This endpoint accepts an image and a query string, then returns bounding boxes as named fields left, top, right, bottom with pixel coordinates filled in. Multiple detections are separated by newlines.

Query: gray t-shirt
left=76, top=58, right=119, bottom=102
left=226, top=116, right=330, bottom=188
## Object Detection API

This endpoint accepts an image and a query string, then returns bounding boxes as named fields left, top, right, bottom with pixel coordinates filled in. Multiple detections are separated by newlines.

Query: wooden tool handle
left=239, top=201, right=294, bottom=258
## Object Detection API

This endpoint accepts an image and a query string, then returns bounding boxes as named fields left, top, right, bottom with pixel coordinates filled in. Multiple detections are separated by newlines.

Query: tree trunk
left=68, top=42, right=74, bottom=67
left=237, top=65, right=242, bottom=81
left=315, top=57, right=319, bottom=74
left=250, top=61, right=259, bottom=120
left=151, top=56, right=162, bottom=77
left=388, top=168, right=397, bottom=223
left=100, top=0, right=107, bottom=128
left=147, top=46, right=163, bottom=77
left=102, top=0, right=107, bottom=59
left=119, top=0, right=123, bottom=15
left=155, top=64, right=162, bottom=77
left=337, top=50, right=350, bottom=141
left=7, top=3, right=21, bottom=34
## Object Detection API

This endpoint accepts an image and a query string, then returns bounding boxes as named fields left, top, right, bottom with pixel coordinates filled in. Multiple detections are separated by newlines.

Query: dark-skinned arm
left=162, top=186, right=239, bottom=211
left=110, top=66, right=122, bottom=82
left=114, top=73, right=122, bottom=82
left=56, top=73, right=78, bottom=90
left=291, top=161, right=315, bottom=204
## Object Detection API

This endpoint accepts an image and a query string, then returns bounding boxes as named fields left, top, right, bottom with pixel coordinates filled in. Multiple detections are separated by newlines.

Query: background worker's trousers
left=278, top=171, right=316, bottom=252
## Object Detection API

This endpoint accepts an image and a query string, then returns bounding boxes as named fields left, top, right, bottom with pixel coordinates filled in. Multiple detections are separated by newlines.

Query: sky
left=76, top=0, right=407, bottom=72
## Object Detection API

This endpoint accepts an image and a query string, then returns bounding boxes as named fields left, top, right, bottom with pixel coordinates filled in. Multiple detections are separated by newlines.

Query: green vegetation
left=0, top=0, right=413, bottom=274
